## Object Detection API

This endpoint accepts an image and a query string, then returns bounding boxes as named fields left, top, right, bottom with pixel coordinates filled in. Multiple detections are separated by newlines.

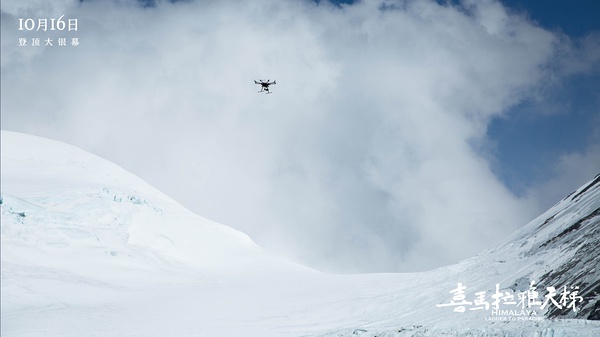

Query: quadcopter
left=255, top=79, right=276, bottom=94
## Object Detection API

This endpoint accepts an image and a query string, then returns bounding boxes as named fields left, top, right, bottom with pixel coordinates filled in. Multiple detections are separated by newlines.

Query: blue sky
left=2, top=0, right=599, bottom=273
left=488, top=0, right=600, bottom=194
left=501, top=0, right=600, bottom=37
left=489, top=71, right=600, bottom=194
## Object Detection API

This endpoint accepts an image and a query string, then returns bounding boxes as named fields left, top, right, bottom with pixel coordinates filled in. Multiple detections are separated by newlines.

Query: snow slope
left=1, top=130, right=599, bottom=337
left=1, top=131, right=304, bottom=276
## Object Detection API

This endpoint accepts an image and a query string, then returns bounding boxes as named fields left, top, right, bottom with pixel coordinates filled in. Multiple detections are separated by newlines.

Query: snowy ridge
left=0, top=131, right=305, bottom=277
left=510, top=175, right=600, bottom=320
left=464, top=173, right=600, bottom=319
left=1, top=131, right=599, bottom=337
left=315, top=177, right=600, bottom=336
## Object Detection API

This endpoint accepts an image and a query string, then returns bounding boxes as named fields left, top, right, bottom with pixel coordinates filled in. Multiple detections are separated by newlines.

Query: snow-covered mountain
left=1, top=130, right=599, bottom=337
left=0, top=131, right=306, bottom=277
left=462, top=173, right=600, bottom=321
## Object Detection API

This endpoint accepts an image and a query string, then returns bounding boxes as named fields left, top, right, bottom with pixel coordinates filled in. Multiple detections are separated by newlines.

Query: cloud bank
left=2, top=0, right=599, bottom=272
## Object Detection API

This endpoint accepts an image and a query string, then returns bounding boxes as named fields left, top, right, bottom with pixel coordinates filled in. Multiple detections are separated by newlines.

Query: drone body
left=255, top=79, right=276, bottom=94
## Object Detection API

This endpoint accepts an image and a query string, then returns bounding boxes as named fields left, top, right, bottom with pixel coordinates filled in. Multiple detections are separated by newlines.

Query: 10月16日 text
left=17, top=15, right=80, bottom=48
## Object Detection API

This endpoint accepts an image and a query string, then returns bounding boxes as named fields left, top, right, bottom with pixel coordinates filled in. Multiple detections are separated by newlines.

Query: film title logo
left=436, top=281, right=584, bottom=321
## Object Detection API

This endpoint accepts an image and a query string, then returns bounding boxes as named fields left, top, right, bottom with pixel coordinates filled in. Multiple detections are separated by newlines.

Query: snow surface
left=1, top=130, right=599, bottom=337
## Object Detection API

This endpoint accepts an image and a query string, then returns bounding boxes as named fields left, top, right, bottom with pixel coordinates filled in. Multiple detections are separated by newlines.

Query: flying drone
left=255, top=79, right=276, bottom=94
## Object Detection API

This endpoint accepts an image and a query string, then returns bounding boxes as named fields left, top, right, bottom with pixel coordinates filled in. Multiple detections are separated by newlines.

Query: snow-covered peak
left=434, top=173, right=600, bottom=323
left=491, top=174, right=600, bottom=319
left=2, top=131, right=173, bottom=198
left=1, top=130, right=305, bottom=278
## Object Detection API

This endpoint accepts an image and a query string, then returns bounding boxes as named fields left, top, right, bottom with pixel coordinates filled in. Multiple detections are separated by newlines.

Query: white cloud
left=1, top=0, right=597, bottom=272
